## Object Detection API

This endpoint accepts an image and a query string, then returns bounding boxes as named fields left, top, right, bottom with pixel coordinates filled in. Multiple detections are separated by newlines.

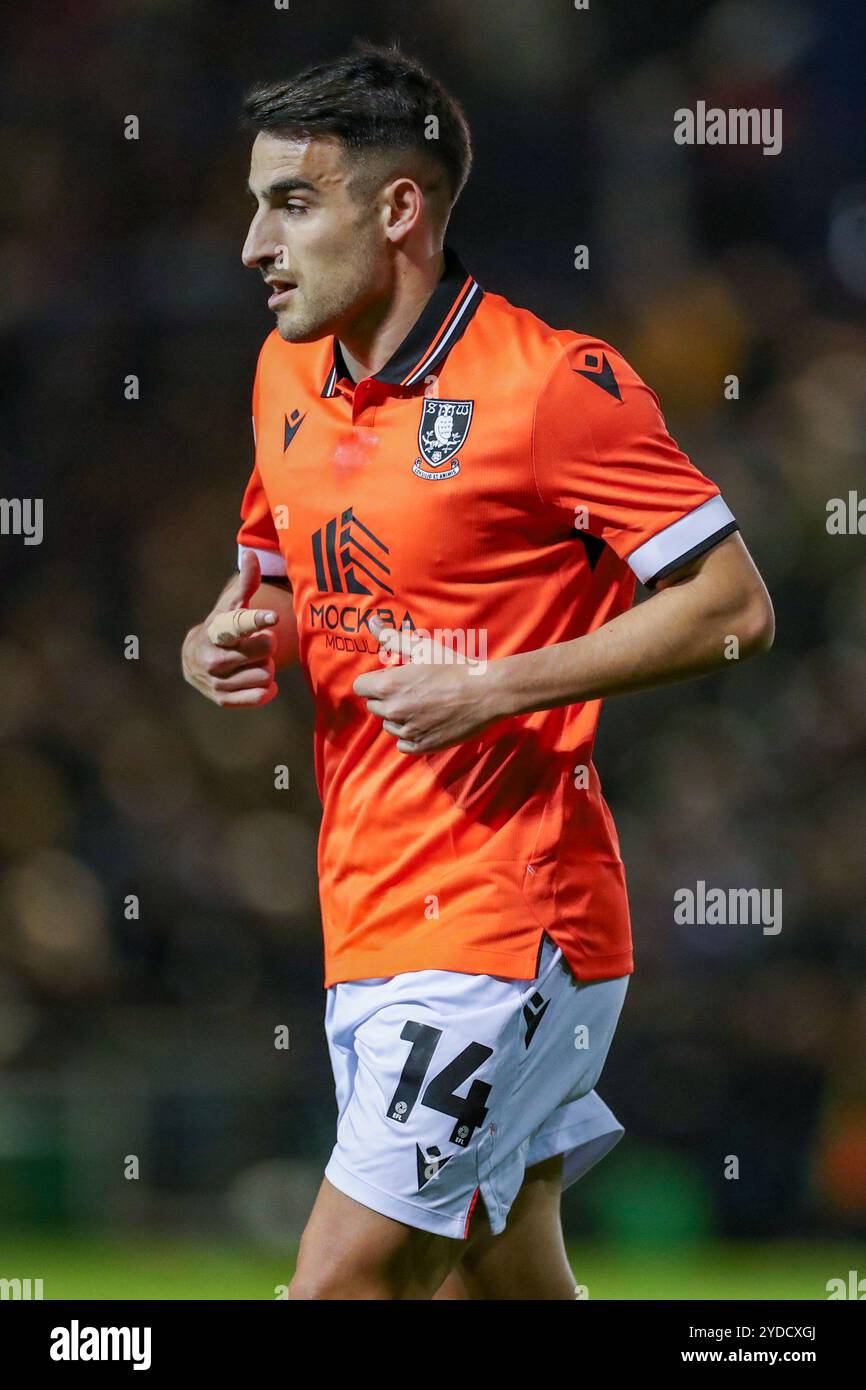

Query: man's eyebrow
left=247, top=178, right=317, bottom=199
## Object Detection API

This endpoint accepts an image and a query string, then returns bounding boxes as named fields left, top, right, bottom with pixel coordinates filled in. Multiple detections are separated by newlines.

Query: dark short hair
left=242, top=41, right=472, bottom=211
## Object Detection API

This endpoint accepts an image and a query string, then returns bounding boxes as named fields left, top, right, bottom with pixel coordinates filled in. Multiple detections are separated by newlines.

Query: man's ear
left=382, top=176, right=424, bottom=243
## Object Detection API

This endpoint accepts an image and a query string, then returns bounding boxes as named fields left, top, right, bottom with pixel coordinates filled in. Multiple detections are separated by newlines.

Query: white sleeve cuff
left=237, top=544, right=286, bottom=578
left=626, top=495, right=738, bottom=586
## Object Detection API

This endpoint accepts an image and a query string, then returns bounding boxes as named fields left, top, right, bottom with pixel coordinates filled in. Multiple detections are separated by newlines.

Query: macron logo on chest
left=284, top=409, right=306, bottom=450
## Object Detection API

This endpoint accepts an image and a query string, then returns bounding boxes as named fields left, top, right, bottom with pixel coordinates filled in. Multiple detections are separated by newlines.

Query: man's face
left=242, top=132, right=388, bottom=342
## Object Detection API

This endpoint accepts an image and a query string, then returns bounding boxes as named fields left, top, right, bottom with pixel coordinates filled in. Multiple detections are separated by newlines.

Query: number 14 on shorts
left=386, top=1020, right=493, bottom=1147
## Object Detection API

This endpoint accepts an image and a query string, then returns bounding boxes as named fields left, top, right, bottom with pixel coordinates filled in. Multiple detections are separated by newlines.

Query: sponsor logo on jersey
left=311, top=506, right=391, bottom=595
left=309, top=507, right=417, bottom=650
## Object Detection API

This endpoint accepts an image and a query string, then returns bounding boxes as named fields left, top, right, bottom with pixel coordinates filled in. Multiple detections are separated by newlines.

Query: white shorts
left=323, top=933, right=629, bottom=1240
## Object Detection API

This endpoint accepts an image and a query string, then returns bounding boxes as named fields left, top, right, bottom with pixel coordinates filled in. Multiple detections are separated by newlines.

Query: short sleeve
left=236, top=354, right=287, bottom=580
left=532, top=339, right=738, bottom=586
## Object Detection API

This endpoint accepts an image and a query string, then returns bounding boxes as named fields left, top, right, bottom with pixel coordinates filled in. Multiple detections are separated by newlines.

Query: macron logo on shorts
left=416, top=1144, right=452, bottom=1191
left=523, top=991, right=550, bottom=1048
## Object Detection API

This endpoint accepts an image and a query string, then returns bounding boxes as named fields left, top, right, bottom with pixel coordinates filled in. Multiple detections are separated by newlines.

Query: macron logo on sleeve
left=573, top=352, right=622, bottom=402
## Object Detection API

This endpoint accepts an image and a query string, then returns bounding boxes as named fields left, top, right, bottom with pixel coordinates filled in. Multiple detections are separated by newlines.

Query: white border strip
left=237, top=543, right=286, bottom=578
left=627, top=494, right=736, bottom=584
left=403, top=279, right=481, bottom=386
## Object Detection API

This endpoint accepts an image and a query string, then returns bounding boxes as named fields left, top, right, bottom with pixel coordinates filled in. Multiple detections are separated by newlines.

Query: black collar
left=320, top=245, right=483, bottom=397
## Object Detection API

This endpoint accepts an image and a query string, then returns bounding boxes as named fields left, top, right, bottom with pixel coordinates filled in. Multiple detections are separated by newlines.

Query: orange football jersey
left=237, top=248, right=737, bottom=987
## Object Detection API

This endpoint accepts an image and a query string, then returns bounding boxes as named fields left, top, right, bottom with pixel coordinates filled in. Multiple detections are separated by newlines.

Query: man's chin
left=275, top=308, right=331, bottom=344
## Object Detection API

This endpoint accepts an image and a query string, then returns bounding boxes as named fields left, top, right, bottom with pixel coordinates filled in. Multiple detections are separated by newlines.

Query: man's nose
left=242, top=213, right=274, bottom=269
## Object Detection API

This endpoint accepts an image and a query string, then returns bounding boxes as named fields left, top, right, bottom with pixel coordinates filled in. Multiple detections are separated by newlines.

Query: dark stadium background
left=0, top=0, right=864, bottom=1297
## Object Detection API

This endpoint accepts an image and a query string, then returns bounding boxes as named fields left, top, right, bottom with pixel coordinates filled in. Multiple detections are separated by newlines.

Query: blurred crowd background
left=1, top=0, right=865, bottom=1269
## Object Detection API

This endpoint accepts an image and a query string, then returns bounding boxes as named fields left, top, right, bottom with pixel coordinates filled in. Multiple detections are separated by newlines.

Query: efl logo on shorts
left=413, top=399, right=473, bottom=480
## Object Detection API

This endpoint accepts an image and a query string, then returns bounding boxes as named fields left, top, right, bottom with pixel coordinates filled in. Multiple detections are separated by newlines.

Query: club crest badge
left=413, top=399, right=473, bottom=480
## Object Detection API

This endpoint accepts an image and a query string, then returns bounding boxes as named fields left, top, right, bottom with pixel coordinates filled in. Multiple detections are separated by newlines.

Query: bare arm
left=487, top=532, right=774, bottom=716
left=182, top=551, right=299, bottom=708
left=353, top=533, right=775, bottom=753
